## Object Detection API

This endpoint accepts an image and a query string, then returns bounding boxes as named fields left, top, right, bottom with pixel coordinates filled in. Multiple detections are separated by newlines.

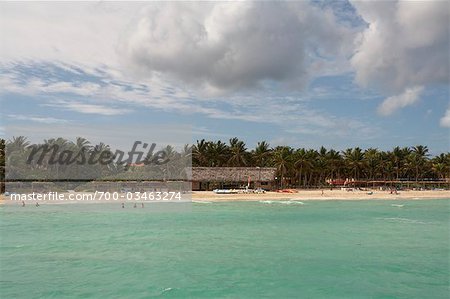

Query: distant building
left=191, top=167, right=276, bottom=191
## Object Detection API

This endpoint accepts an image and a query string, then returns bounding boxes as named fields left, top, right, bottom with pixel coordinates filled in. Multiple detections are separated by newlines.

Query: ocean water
left=0, top=199, right=449, bottom=298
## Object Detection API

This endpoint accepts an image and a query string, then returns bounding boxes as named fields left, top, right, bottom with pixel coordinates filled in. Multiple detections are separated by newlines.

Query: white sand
left=1, top=189, right=448, bottom=203
left=190, top=189, right=450, bottom=202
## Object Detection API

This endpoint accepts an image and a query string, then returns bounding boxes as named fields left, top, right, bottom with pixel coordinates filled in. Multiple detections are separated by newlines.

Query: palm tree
left=411, top=145, right=429, bottom=181
left=412, top=145, right=429, bottom=157
left=161, top=145, right=180, bottom=179
left=9, top=136, right=30, bottom=151
left=391, top=146, right=408, bottom=180
left=377, top=151, right=392, bottom=181
left=304, top=149, right=317, bottom=187
left=192, top=139, right=209, bottom=167
left=432, top=162, right=446, bottom=180
left=228, top=138, right=248, bottom=166
left=405, top=153, right=420, bottom=182
left=271, top=146, right=293, bottom=188
left=75, top=137, right=91, bottom=152
left=6, top=136, right=30, bottom=171
left=312, top=146, right=329, bottom=186
left=293, top=148, right=311, bottom=187
left=3, top=134, right=449, bottom=190
left=326, top=149, right=342, bottom=181
left=252, top=141, right=272, bottom=167
left=343, top=147, right=365, bottom=180
left=177, top=144, right=193, bottom=178
left=313, top=154, right=328, bottom=186
left=181, top=144, right=193, bottom=160
left=207, top=141, right=229, bottom=167
left=91, top=142, right=115, bottom=175
left=364, top=148, right=380, bottom=180
left=432, top=153, right=450, bottom=180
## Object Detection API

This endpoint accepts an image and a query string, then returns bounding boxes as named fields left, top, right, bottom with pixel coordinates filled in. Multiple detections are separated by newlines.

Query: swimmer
left=121, top=203, right=125, bottom=208
left=36, top=202, right=40, bottom=207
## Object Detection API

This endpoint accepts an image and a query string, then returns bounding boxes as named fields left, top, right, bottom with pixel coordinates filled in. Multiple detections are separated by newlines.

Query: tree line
left=1, top=136, right=449, bottom=189
left=1, top=136, right=190, bottom=182
left=193, top=138, right=450, bottom=187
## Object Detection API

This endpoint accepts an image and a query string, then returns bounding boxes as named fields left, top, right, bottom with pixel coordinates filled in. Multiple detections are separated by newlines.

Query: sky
left=0, top=1, right=449, bottom=154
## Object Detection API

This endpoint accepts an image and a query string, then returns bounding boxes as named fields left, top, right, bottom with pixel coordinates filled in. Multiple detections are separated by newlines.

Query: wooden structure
left=191, top=167, right=277, bottom=191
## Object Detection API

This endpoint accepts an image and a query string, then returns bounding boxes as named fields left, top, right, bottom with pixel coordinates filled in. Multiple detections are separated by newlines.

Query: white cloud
left=7, top=114, right=69, bottom=124
left=0, top=2, right=354, bottom=95
left=44, top=100, right=131, bottom=116
left=119, top=2, right=354, bottom=94
left=377, top=86, right=424, bottom=116
left=0, top=73, right=102, bottom=97
left=351, top=1, right=448, bottom=92
left=0, top=63, right=197, bottom=115
left=2, top=62, right=377, bottom=140
left=1, top=1, right=446, bottom=136
left=0, top=2, right=142, bottom=71
left=440, top=108, right=450, bottom=128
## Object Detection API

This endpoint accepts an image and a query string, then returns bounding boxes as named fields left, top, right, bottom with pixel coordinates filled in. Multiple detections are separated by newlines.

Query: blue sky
left=0, top=1, right=449, bottom=154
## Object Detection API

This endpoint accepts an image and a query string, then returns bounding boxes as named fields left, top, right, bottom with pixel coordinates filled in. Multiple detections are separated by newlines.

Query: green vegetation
left=193, top=138, right=450, bottom=188
left=1, top=137, right=449, bottom=189
left=2, top=137, right=190, bottom=182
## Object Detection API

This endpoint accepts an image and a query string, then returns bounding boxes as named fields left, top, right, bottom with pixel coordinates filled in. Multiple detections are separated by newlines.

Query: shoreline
left=0, top=189, right=449, bottom=203
left=190, top=190, right=450, bottom=202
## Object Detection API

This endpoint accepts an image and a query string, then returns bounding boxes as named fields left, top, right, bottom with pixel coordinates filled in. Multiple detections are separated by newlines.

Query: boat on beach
left=213, top=189, right=239, bottom=194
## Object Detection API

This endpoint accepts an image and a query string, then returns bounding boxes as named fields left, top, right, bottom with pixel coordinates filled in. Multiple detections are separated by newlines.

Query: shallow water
left=1, top=199, right=449, bottom=298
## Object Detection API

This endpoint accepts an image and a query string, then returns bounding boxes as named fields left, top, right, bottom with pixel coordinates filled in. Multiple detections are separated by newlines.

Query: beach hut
left=191, top=167, right=276, bottom=190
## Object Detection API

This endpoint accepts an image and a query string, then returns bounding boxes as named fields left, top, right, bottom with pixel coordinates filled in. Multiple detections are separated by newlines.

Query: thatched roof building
left=192, top=167, right=276, bottom=182
left=191, top=167, right=277, bottom=190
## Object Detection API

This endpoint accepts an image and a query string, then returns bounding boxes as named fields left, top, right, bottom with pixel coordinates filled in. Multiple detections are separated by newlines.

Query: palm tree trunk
left=298, top=166, right=303, bottom=188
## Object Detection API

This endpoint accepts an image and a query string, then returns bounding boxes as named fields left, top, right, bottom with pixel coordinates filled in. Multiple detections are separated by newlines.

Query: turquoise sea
left=1, top=199, right=449, bottom=298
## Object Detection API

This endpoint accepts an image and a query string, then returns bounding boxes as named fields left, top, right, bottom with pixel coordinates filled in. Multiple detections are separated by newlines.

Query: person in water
left=36, top=202, right=39, bottom=207
left=141, top=203, right=144, bottom=208
left=121, top=203, right=125, bottom=208
left=133, top=203, right=137, bottom=208
left=21, top=201, right=25, bottom=207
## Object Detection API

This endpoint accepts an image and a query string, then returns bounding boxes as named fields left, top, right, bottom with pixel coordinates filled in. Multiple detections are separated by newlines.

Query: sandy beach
left=191, top=189, right=450, bottom=202
left=1, top=189, right=449, bottom=203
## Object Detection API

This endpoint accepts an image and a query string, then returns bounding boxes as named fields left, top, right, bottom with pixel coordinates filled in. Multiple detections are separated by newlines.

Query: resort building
left=191, top=167, right=277, bottom=191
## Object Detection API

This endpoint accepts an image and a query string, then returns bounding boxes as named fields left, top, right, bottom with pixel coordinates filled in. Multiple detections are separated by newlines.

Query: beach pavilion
left=191, top=167, right=277, bottom=191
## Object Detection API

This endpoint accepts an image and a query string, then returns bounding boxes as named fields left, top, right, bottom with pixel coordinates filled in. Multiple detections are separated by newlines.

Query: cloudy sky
left=0, top=1, right=449, bottom=153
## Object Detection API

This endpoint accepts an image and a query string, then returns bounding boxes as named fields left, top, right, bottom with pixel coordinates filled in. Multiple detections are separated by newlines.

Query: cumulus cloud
left=440, top=108, right=450, bottom=128
left=351, top=1, right=449, bottom=94
left=1, top=1, right=447, bottom=129
left=119, top=2, right=354, bottom=94
left=377, top=86, right=424, bottom=116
